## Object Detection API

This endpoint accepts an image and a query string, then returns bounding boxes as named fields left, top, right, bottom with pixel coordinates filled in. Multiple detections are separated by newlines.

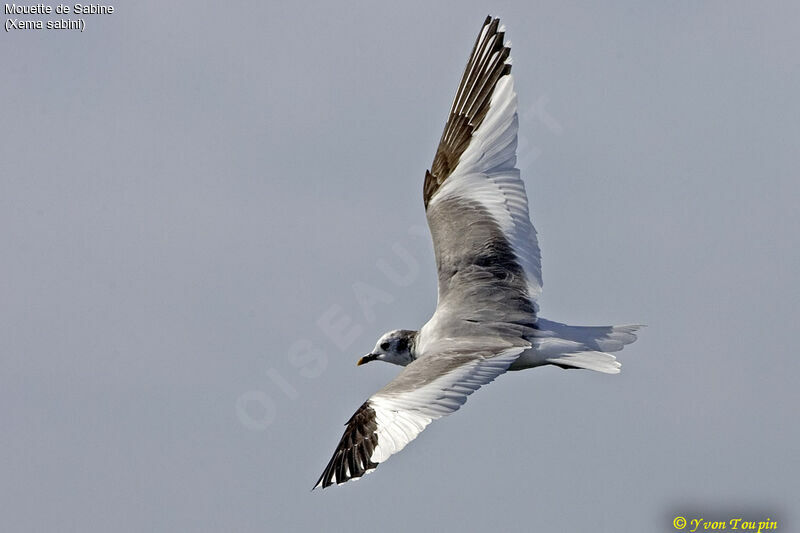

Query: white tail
left=509, top=318, right=643, bottom=374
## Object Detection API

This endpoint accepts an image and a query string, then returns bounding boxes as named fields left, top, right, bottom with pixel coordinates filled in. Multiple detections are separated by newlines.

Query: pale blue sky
left=2, top=1, right=798, bottom=531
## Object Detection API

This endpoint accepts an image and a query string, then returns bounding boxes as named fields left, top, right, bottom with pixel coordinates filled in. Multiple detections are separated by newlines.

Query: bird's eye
left=380, top=342, right=390, bottom=351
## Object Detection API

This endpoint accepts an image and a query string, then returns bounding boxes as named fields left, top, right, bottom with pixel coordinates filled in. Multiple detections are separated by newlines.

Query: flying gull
left=314, top=16, right=642, bottom=489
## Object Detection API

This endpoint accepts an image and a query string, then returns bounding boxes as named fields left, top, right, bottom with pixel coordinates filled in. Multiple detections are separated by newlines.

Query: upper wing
left=422, top=17, right=542, bottom=347
left=313, top=346, right=523, bottom=489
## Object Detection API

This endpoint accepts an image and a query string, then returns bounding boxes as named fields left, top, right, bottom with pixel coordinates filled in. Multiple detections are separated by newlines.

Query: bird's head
left=357, top=329, right=418, bottom=367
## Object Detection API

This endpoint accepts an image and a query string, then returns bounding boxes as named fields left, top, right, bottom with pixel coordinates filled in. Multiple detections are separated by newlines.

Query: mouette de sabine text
left=5, top=3, right=113, bottom=32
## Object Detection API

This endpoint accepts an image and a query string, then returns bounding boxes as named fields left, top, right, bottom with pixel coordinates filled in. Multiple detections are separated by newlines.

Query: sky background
left=3, top=1, right=799, bottom=532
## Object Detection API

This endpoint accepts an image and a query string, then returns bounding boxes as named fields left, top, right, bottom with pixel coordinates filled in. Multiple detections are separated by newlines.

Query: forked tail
left=511, top=318, right=643, bottom=374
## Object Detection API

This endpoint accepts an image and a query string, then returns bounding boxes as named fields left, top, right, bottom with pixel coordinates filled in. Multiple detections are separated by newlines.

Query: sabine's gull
left=314, top=15, right=642, bottom=489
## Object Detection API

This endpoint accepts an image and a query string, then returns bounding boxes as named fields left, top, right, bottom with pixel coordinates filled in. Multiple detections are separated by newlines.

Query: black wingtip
left=314, top=401, right=380, bottom=490
left=487, top=16, right=500, bottom=37
left=425, top=14, right=515, bottom=207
